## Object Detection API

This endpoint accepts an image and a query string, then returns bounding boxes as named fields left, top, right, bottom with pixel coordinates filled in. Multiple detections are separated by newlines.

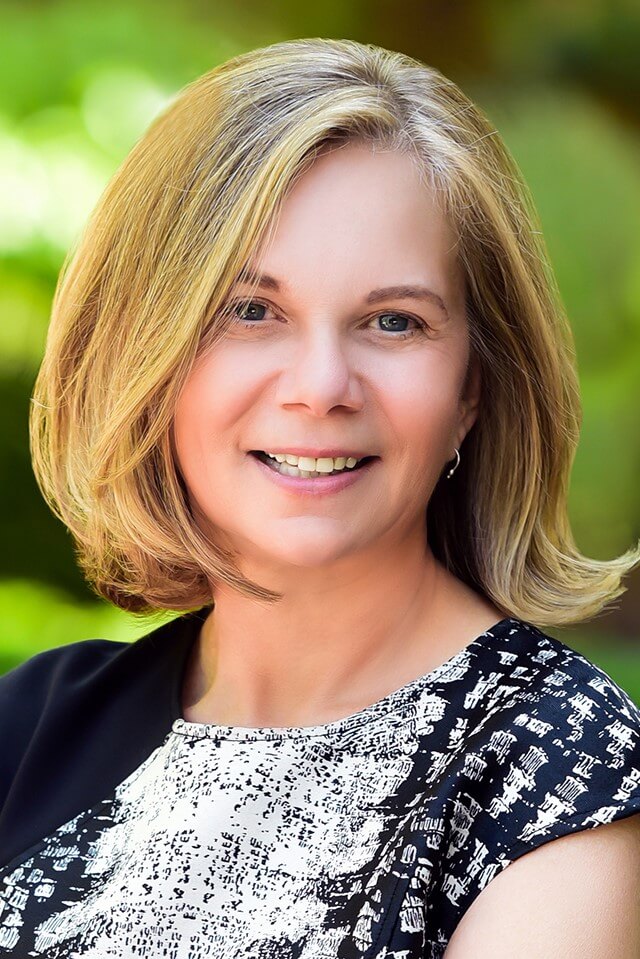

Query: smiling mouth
left=249, top=451, right=377, bottom=477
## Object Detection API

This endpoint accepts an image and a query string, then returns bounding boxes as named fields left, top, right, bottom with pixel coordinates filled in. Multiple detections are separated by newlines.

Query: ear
left=456, top=352, right=481, bottom=447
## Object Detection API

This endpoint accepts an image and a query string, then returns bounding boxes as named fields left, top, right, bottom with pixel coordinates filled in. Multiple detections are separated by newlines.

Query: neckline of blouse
left=169, top=615, right=521, bottom=742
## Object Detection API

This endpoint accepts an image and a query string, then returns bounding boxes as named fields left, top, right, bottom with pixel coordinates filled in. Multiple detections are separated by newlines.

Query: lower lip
left=247, top=453, right=379, bottom=496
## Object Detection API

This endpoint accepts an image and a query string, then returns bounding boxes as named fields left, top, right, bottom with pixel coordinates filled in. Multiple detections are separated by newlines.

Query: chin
left=249, top=528, right=362, bottom=569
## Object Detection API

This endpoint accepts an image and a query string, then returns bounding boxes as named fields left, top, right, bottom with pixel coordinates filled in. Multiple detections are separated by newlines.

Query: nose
left=274, top=325, right=365, bottom=416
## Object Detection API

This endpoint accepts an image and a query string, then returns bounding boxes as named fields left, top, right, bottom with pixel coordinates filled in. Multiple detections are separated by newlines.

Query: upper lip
left=250, top=448, right=377, bottom=459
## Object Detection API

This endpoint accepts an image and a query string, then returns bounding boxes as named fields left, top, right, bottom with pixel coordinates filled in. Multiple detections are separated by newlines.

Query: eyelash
left=221, top=298, right=429, bottom=340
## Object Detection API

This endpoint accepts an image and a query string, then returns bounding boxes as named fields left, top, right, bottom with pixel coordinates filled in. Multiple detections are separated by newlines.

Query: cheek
left=383, top=355, right=462, bottom=455
left=173, top=351, right=252, bottom=461
left=171, top=373, right=239, bottom=532
left=171, top=353, right=272, bottom=534
left=172, top=365, right=227, bottom=489
left=173, top=376, right=206, bottom=467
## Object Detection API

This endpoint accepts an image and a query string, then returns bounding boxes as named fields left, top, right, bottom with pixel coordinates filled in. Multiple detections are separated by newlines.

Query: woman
left=1, top=37, right=639, bottom=958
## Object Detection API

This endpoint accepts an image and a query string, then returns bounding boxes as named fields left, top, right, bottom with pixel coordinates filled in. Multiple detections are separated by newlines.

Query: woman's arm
left=444, top=813, right=640, bottom=958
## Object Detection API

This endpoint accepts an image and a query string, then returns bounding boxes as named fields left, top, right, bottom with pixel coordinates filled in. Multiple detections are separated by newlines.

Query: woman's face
left=172, top=142, right=480, bottom=574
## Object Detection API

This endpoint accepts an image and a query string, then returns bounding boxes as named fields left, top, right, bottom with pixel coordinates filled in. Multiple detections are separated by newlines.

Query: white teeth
left=264, top=452, right=361, bottom=472
left=256, top=451, right=372, bottom=478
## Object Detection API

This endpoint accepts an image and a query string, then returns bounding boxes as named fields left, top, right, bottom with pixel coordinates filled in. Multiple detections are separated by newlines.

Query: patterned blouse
left=1, top=612, right=639, bottom=958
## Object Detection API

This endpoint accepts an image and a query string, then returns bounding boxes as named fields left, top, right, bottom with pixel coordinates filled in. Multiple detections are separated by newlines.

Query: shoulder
left=443, top=808, right=640, bottom=958
left=0, top=639, right=138, bottom=733
left=467, top=619, right=640, bottom=841
left=0, top=638, right=129, bottom=790
left=497, top=621, right=640, bottom=788
left=428, top=618, right=640, bottom=951
left=0, top=637, right=129, bottom=714
left=0, top=610, right=202, bottom=740
left=0, top=612, right=199, bottom=773
left=448, top=617, right=640, bottom=808
left=467, top=617, right=640, bottom=740
left=0, top=613, right=202, bottom=869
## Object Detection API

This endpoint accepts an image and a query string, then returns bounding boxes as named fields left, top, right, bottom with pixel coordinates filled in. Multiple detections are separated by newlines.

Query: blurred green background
left=1, top=0, right=639, bottom=702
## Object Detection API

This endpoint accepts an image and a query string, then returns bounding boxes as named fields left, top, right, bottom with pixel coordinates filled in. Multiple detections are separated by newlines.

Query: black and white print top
left=1, top=611, right=639, bottom=958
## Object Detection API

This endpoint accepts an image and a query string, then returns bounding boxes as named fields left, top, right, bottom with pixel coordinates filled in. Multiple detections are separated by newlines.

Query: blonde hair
left=29, top=37, right=640, bottom=625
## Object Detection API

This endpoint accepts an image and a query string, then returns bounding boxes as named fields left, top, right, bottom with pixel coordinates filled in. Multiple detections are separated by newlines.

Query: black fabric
left=0, top=614, right=639, bottom=958
left=0, top=609, right=207, bottom=871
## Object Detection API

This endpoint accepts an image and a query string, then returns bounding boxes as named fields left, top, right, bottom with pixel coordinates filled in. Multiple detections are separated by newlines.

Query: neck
left=182, top=529, right=499, bottom=728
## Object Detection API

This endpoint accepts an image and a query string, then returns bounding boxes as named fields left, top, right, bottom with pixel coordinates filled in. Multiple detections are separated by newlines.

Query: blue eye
left=232, top=300, right=268, bottom=322
left=374, top=312, right=425, bottom=338
left=224, top=299, right=428, bottom=340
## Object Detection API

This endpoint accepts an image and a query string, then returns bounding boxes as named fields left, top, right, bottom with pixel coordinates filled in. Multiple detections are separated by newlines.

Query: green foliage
left=482, top=87, right=640, bottom=558
left=0, top=0, right=638, bottom=675
left=0, top=579, right=174, bottom=676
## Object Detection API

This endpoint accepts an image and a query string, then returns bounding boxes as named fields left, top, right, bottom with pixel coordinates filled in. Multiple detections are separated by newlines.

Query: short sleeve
left=429, top=653, right=640, bottom=945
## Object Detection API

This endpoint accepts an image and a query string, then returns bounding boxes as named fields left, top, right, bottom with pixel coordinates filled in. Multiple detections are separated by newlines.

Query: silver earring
left=445, top=448, right=461, bottom=479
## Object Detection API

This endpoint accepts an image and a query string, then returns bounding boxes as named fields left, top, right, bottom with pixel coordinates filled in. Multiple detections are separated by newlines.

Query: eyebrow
left=235, top=267, right=451, bottom=321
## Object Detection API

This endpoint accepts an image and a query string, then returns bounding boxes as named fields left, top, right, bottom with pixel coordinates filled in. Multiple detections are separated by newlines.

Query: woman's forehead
left=239, top=146, right=463, bottom=306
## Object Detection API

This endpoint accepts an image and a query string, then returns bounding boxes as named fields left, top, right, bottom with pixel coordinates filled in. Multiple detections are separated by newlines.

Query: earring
left=445, top=448, right=461, bottom=479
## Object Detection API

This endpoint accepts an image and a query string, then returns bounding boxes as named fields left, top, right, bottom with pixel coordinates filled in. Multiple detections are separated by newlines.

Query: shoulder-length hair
left=29, top=37, right=640, bottom=625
